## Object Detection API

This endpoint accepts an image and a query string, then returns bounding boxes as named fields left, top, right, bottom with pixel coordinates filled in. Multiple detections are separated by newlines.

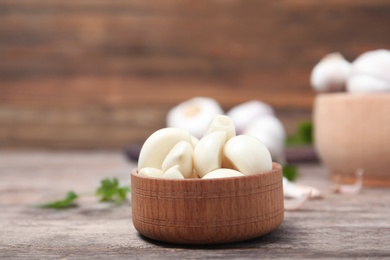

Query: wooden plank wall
left=1, top=0, right=390, bottom=149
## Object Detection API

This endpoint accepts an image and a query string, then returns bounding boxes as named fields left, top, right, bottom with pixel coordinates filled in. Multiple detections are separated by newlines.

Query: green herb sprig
left=37, top=177, right=130, bottom=210
left=96, top=178, right=130, bottom=205
left=38, top=191, right=79, bottom=209
left=286, top=120, right=313, bottom=147
left=283, top=164, right=298, bottom=182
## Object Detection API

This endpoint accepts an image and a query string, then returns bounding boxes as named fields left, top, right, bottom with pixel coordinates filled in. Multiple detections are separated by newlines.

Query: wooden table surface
left=1, top=151, right=389, bottom=259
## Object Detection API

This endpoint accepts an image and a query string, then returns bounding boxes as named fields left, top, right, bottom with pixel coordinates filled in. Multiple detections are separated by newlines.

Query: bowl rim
left=131, top=162, right=282, bottom=183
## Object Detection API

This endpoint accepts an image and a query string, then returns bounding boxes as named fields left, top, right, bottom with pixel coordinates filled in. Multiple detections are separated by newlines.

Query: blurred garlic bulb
left=243, top=115, right=286, bottom=164
left=226, top=101, right=274, bottom=134
left=205, top=114, right=236, bottom=141
left=310, top=52, right=351, bottom=92
left=347, top=49, right=390, bottom=93
left=166, top=97, right=224, bottom=139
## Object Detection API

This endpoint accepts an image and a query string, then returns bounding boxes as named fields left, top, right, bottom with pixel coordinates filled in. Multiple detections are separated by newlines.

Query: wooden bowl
left=314, top=93, right=390, bottom=187
left=131, top=163, right=284, bottom=245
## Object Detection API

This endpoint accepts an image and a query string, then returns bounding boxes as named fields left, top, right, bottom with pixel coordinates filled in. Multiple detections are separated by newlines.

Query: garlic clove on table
left=226, top=100, right=274, bottom=134
left=310, top=52, right=351, bottom=92
left=166, top=97, right=224, bottom=139
left=223, top=135, right=272, bottom=175
left=283, top=177, right=322, bottom=199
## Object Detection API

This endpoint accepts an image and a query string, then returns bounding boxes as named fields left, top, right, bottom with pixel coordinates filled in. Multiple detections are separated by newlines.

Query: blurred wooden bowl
left=131, top=163, right=284, bottom=245
left=314, top=93, right=390, bottom=187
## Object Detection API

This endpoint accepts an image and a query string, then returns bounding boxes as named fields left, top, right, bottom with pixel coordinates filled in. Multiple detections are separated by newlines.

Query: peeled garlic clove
left=166, top=97, right=224, bottom=139
left=202, top=168, right=244, bottom=179
left=223, top=135, right=272, bottom=175
left=162, top=165, right=185, bottom=179
left=138, top=167, right=164, bottom=178
left=193, top=131, right=226, bottom=178
left=347, top=49, right=390, bottom=93
left=138, top=128, right=192, bottom=170
left=162, top=140, right=193, bottom=178
left=191, top=135, right=199, bottom=148
left=188, top=169, right=200, bottom=179
left=227, top=100, right=274, bottom=134
left=243, top=115, right=286, bottom=164
left=205, top=114, right=236, bottom=141
left=310, top=52, right=351, bottom=92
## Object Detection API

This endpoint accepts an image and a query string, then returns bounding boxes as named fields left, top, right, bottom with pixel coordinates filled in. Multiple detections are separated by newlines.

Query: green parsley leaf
left=286, top=120, right=313, bottom=146
left=283, top=164, right=298, bottom=182
left=38, top=191, right=78, bottom=209
left=96, top=178, right=130, bottom=205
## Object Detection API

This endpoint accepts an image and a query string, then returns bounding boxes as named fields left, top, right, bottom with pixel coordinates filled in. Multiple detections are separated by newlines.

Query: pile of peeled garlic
left=310, top=49, right=390, bottom=93
left=138, top=114, right=273, bottom=180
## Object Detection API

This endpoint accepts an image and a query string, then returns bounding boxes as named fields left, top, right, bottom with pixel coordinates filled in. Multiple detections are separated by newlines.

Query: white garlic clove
left=243, top=115, right=286, bottom=164
left=205, top=114, right=236, bottom=141
left=193, top=131, right=227, bottom=178
left=162, top=165, right=185, bottom=179
left=188, top=169, right=200, bottom=179
left=190, top=135, right=199, bottom=148
left=202, top=168, right=245, bottom=179
left=162, top=140, right=193, bottom=178
left=166, top=97, right=224, bottom=139
left=347, top=49, right=390, bottom=93
left=138, top=167, right=164, bottom=178
left=226, top=100, right=274, bottom=134
left=138, top=128, right=192, bottom=170
left=310, top=52, right=351, bottom=92
left=223, top=135, right=272, bottom=175
left=283, top=177, right=322, bottom=199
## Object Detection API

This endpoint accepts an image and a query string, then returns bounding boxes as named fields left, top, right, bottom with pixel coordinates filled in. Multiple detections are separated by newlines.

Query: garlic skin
left=166, top=97, right=224, bottom=139
left=193, top=131, right=227, bottom=178
left=162, top=165, right=185, bottom=179
left=347, top=49, right=390, bottom=93
left=243, top=115, right=286, bottom=164
left=162, top=140, right=193, bottom=178
left=310, top=52, right=351, bottom=92
left=205, top=114, right=236, bottom=141
left=283, top=177, right=322, bottom=199
left=138, top=128, right=192, bottom=170
left=226, top=101, right=274, bottom=134
left=202, top=168, right=244, bottom=179
left=138, top=167, right=164, bottom=178
left=223, top=135, right=272, bottom=175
